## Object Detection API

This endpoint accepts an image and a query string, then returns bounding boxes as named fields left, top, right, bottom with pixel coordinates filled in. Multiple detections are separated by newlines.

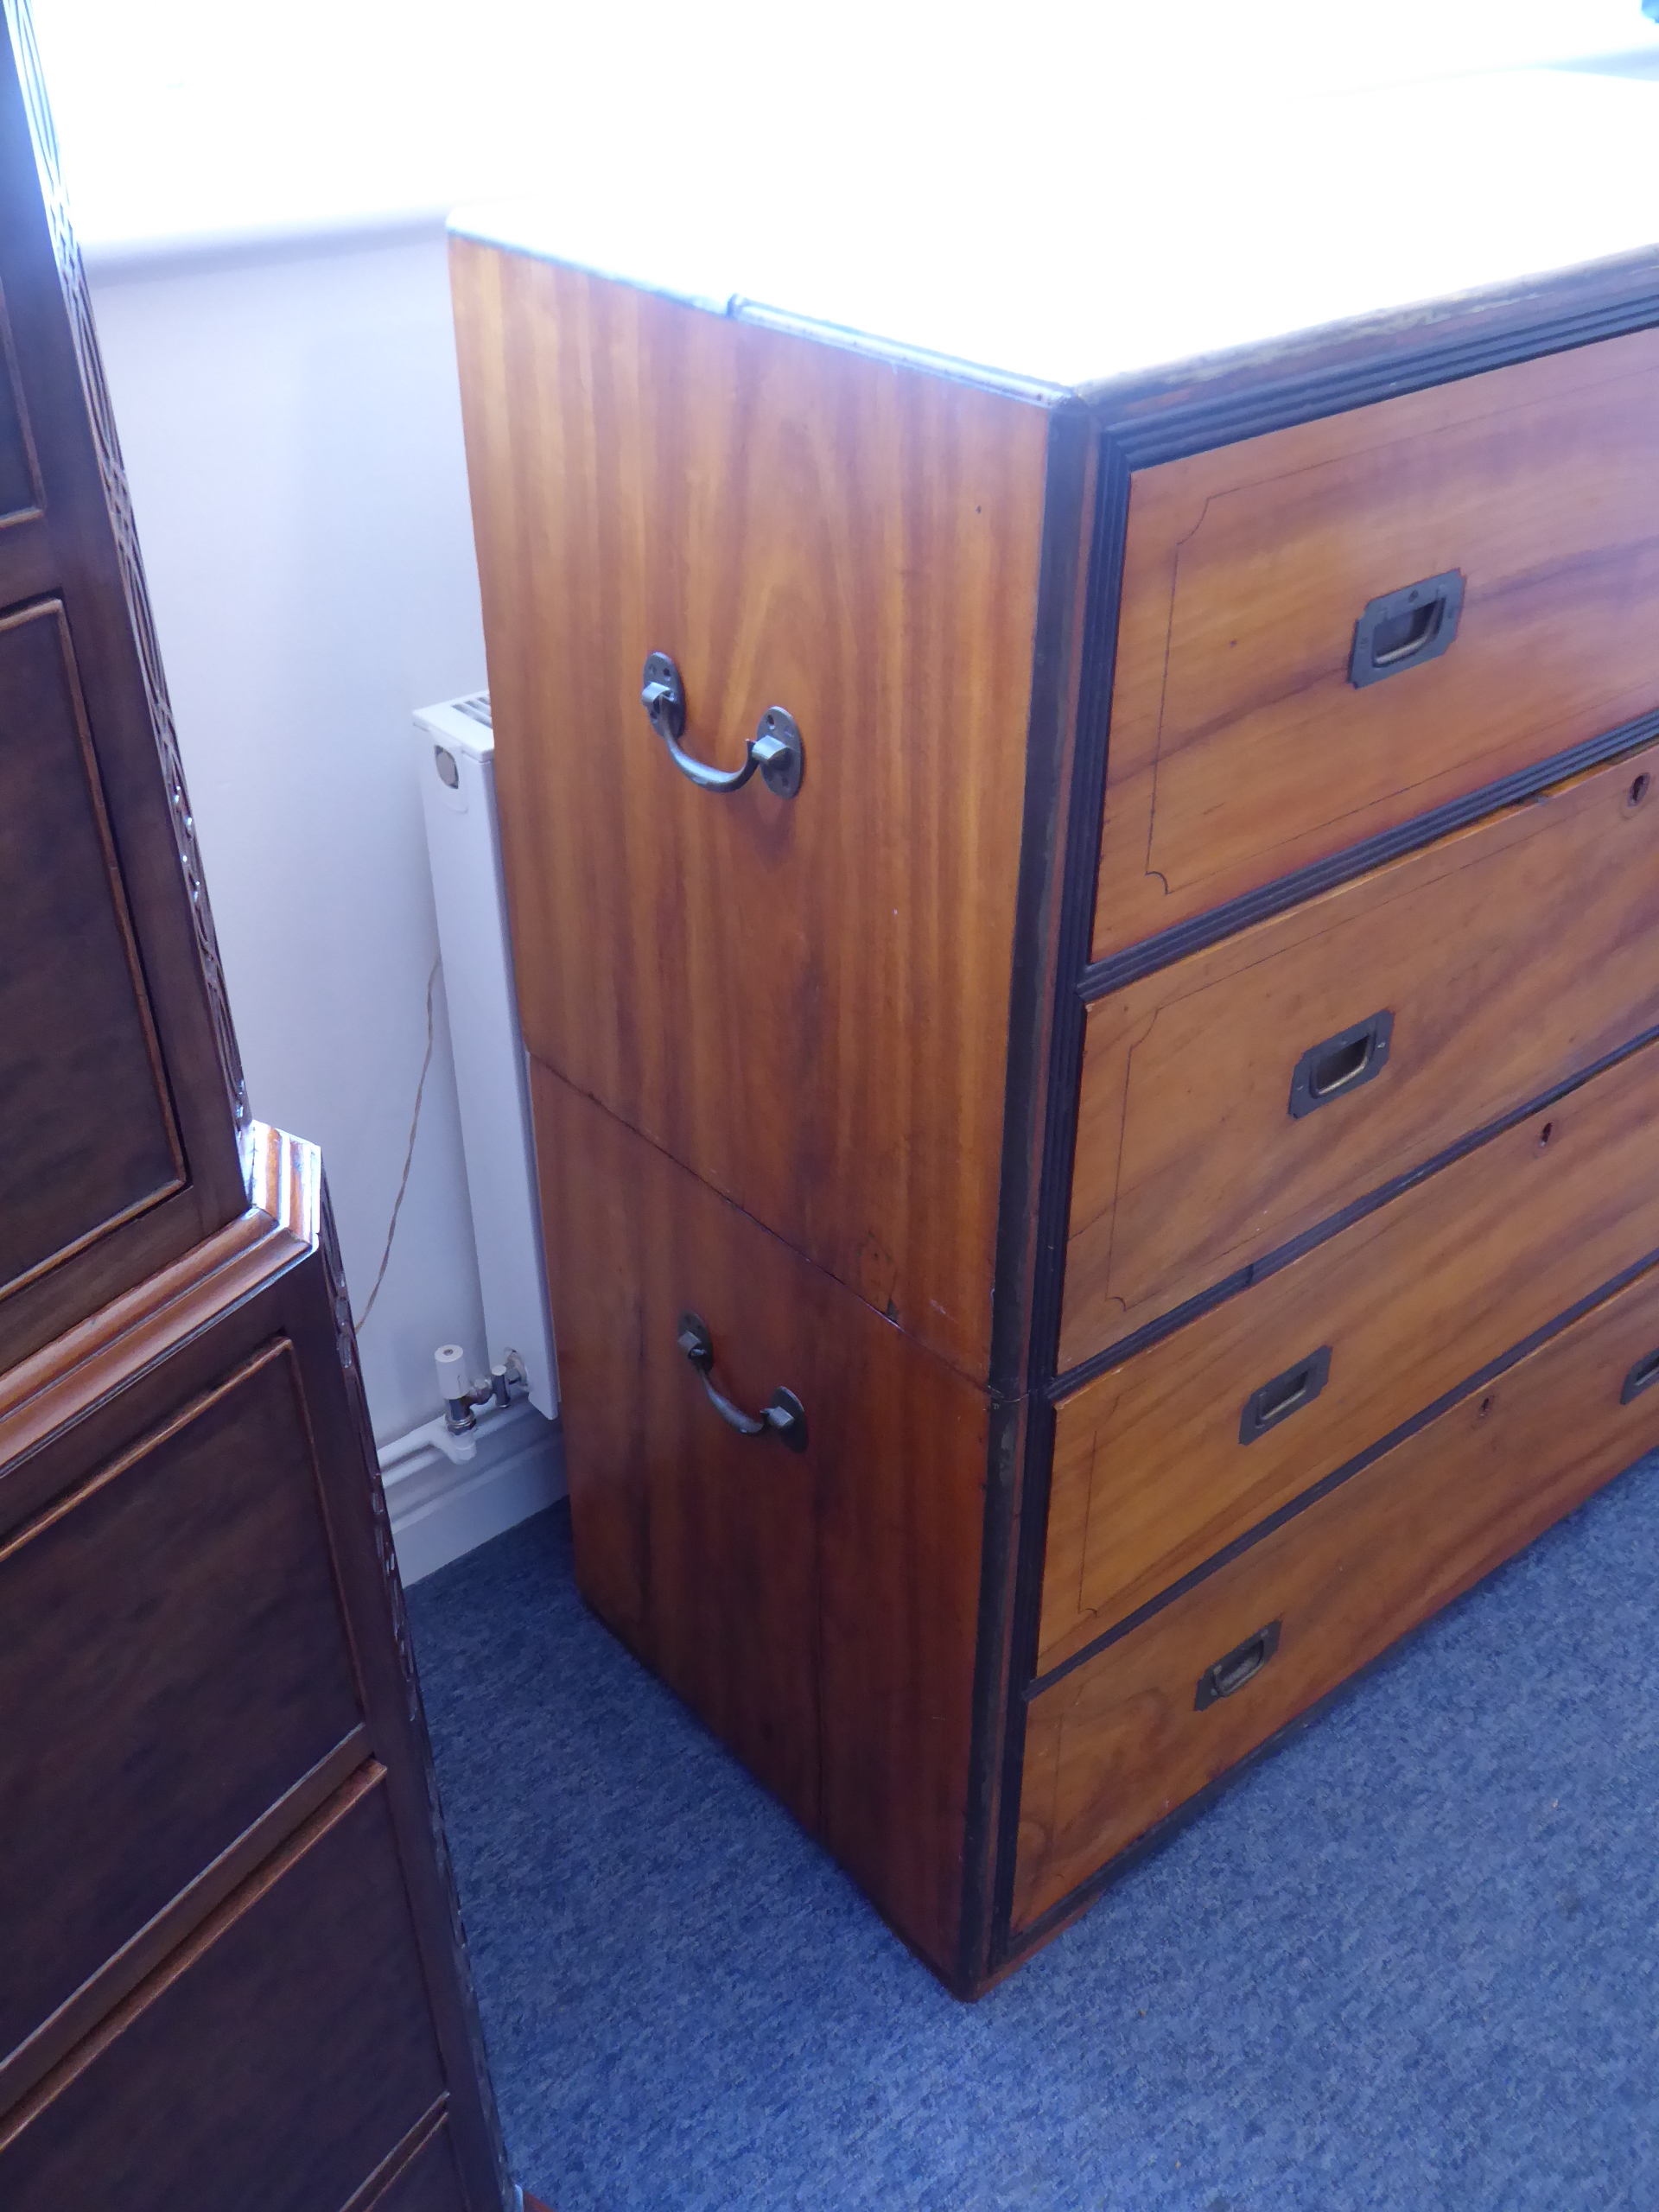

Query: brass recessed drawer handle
left=1288, top=1008, right=1394, bottom=1119
left=1350, top=569, right=1465, bottom=687
left=641, top=652, right=804, bottom=799
left=1239, top=1344, right=1332, bottom=1446
left=1194, top=1619, right=1281, bottom=1711
left=677, top=1312, right=809, bottom=1452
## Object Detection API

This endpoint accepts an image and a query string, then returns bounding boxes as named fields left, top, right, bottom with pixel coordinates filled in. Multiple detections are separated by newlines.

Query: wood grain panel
left=452, top=236, right=1052, bottom=1382
left=1041, top=1040, right=1659, bottom=1671
left=0, top=1340, right=364, bottom=2067
left=1064, top=739, right=1659, bottom=1369
left=533, top=1064, right=988, bottom=1976
left=0, top=1771, right=447, bottom=2211
left=1015, top=1256, right=1659, bottom=1929
left=1093, top=324, right=1659, bottom=960
left=0, top=598, right=183, bottom=1308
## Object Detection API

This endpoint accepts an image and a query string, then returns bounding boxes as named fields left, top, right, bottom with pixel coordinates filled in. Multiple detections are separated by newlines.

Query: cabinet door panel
left=0, top=1337, right=364, bottom=2067
left=0, top=1775, right=449, bottom=2212
left=0, top=599, right=183, bottom=1304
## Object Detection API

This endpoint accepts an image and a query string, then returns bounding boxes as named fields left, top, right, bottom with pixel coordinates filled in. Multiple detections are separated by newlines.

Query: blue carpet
left=405, top=1455, right=1659, bottom=2212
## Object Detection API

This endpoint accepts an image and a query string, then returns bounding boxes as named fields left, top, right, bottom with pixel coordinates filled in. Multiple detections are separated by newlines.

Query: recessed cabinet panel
left=0, top=598, right=183, bottom=1305
left=0, top=1776, right=447, bottom=2212
left=0, top=1339, right=364, bottom=2066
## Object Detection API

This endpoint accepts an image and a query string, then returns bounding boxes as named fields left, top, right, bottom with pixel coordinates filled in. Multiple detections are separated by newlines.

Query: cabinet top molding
left=450, top=60, right=1659, bottom=411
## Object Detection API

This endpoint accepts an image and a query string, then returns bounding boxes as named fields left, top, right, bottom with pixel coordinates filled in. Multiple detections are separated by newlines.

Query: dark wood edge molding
left=317, top=1176, right=515, bottom=2208
left=0, top=1763, right=386, bottom=2156
left=958, top=409, right=1093, bottom=1986
left=985, top=442, right=1130, bottom=1967
left=3, top=0, right=251, bottom=1177
left=1052, top=1023, right=1659, bottom=1400
left=0, top=1731, right=369, bottom=2117
left=0, top=1122, right=312, bottom=1449
left=1084, top=244, right=1659, bottom=464
left=1031, top=1246, right=1659, bottom=1702
left=1080, top=707, right=1659, bottom=1001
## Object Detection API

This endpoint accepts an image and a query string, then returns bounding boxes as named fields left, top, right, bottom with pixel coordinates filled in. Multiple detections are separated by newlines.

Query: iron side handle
left=642, top=652, right=804, bottom=798
left=677, top=1312, right=808, bottom=1452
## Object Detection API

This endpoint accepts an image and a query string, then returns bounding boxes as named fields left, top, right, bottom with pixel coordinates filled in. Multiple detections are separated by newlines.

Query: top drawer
left=1093, top=325, right=1659, bottom=963
left=451, top=240, right=1053, bottom=1381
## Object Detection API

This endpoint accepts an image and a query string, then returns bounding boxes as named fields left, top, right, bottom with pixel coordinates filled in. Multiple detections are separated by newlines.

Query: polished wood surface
left=1063, top=739, right=1659, bottom=1369
left=0, top=1339, right=363, bottom=2070
left=1092, top=324, right=1659, bottom=962
left=452, top=237, right=1053, bottom=1382
left=1016, top=1257, right=1659, bottom=1929
left=0, top=1772, right=447, bottom=2211
left=353, top=2113, right=467, bottom=2212
left=1041, top=1041, right=1659, bottom=1671
left=533, top=1064, right=989, bottom=1976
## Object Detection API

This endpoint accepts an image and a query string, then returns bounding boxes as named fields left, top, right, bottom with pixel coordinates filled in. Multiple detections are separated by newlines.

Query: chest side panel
left=452, top=238, right=1050, bottom=1382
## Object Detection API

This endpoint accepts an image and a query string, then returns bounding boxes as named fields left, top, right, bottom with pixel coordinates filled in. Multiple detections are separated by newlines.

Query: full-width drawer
left=1039, top=1038, right=1659, bottom=1675
left=1092, top=323, right=1659, bottom=962
left=1062, top=739, right=1659, bottom=1372
left=1014, top=1255, right=1659, bottom=1933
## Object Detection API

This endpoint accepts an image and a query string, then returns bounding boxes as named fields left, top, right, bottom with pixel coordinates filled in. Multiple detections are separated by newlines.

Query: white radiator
left=413, top=691, right=558, bottom=1420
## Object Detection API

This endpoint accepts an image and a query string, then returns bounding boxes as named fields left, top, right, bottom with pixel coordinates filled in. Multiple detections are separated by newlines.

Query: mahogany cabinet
left=451, top=83, right=1659, bottom=1993
left=0, top=4, right=510, bottom=2202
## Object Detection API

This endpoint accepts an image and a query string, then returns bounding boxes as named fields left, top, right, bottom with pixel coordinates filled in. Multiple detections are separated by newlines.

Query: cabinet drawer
left=1015, top=1255, right=1659, bottom=1933
left=1041, top=1039, right=1659, bottom=1674
left=453, top=240, right=1052, bottom=1380
left=0, top=1338, right=365, bottom=2073
left=0, top=1772, right=449, bottom=2212
left=1063, top=739, right=1659, bottom=1371
left=531, top=1061, right=989, bottom=1977
left=1093, top=324, right=1659, bottom=962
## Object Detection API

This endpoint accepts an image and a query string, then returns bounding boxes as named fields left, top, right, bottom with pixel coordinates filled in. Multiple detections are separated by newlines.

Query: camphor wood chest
left=451, top=79, right=1659, bottom=1993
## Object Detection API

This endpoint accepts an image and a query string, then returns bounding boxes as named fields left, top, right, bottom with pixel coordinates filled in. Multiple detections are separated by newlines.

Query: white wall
left=88, top=227, right=493, bottom=1443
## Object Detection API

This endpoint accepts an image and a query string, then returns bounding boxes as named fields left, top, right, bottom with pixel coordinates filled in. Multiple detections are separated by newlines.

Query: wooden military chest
left=450, top=67, right=1659, bottom=1995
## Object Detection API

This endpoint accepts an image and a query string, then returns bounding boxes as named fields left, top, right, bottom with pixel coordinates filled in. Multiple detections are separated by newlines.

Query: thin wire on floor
left=353, top=955, right=442, bottom=1333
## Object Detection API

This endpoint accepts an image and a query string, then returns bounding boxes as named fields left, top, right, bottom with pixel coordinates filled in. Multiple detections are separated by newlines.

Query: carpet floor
left=404, top=1452, right=1659, bottom=2212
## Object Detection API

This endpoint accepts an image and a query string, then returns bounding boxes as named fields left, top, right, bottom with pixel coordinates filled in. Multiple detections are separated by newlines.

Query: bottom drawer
left=1013, top=1257, right=1659, bottom=1933
left=0, top=1769, right=449, bottom=2212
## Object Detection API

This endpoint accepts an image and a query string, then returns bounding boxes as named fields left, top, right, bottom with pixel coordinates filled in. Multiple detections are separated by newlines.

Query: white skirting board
left=384, top=1400, right=566, bottom=1586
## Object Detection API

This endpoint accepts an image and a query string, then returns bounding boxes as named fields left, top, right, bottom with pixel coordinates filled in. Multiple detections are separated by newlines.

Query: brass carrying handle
left=641, top=652, right=804, bottom=798
left=676, top=1313, right=808, bottom=1452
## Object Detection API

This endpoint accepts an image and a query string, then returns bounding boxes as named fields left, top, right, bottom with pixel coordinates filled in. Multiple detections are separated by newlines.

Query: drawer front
left=0, top=1773, right=451, bottom=2212
left=1092, top=324, right=1659, bottom=963
left=452, top=238, right=1052, bottom=1380
left=0, top=1338, right=365, bottom=2069
left=1015, top=1257, right=1659, bottom=1932
left=532, top=1061, right=989, bottom=1978
left=1063, top=739, right=1659, bottom=1371
left=1041, top=1040, right=1659, bottom=1673
left=369, top=2120, right=469, bottom=2212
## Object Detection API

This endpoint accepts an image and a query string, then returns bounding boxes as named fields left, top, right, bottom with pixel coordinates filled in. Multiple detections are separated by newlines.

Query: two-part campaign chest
left=451, top=69, right=1659, bottom=1994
